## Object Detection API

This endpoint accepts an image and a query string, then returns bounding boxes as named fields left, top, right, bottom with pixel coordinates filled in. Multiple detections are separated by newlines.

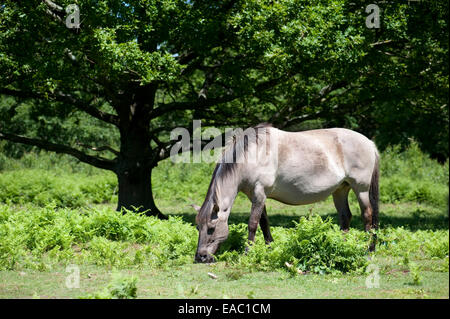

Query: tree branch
left=0, top=131, right=116, bottom=171
left=54, top=90, right=120, bottom=126
left=270, top=80, right=349, bottom=125
left=152, top=76, right=284, bottom=118
left=370, top=40, right=394, bottom=47
left=156, top=128, right=230, bottom=162
left=75, top=141, right=120, bottom=156
left=0, top=88, right=119, bottom=126
left=150, top=95, right=238, bottom=118
left=43, top=0, right=63, bottom=12
left=42, top=0, right=81, bottom=32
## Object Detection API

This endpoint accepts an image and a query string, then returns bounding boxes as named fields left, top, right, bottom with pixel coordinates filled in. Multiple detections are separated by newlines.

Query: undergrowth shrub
left=216, top=224, right=247, bottom=254
left=0, top=204, right=198, bottom=270
left=81, top=272, right=138, bottom=299
left=0, top=169, right=116, bottom=207
left=379, top=142, right=449, bottom=207
left=85, top=237, right=133, bottom=267
left=376, top=227, right=449, bottom=259
left=0, top=205, right=447, bottom=274
left=281, top=217, right=369, bottom=274
left=218, top=216, right=370, bottom=274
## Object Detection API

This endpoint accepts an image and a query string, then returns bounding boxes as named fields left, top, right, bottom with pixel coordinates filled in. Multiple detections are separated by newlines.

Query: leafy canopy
left=0, top=0, right=448, bottom=163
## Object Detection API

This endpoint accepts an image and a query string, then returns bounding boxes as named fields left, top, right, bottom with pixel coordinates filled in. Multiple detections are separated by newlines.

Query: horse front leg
left=245, top=196, right=266, bottom=253
left=259, top=205, right=273, bottom=244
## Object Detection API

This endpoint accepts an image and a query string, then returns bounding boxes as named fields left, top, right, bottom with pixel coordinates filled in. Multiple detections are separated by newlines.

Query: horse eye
left=207, top=227, right=215, bottom=235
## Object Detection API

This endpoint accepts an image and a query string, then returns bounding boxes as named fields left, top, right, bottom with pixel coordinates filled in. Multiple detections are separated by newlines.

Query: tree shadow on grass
left=170, top=208, right=449, bottom=232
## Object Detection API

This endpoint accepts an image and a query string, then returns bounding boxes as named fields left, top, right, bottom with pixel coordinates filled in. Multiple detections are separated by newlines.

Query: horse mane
left=197, top=123, right=273, bottom=221
left=218, top=122, right=272, bottom=179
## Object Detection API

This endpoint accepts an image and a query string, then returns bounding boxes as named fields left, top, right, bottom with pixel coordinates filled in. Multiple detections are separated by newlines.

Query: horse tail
left=369, top=148, right=380, bottom=229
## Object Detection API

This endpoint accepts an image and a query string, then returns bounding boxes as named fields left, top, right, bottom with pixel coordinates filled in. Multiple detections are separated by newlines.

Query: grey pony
left=194, top=124, right=379, bottom=263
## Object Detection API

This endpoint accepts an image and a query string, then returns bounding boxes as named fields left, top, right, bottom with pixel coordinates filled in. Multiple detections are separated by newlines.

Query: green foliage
left=0, top=203, right=447, bottom=275
left=0, top=96, right=119, bottom=160
left=379, top=142, right=449, bottom=207
left=216, top=223, right=248, bottom=254
left=0, top=204, right=197, bottom=270
left=106, top=273, right=138, bottom=299
left=0, top=168, right=116, bottom=208
left=218, top=218, right=449, bottom=275
left=409, top=262, right=422, bottom=286
left=81, top=272, right=138, bottom=299
left=1, top=0, right=448, bottom=169
left=152, top=160, right=216, bottom=204
left=0, top=142, right=448, bottom=275
left=376, top=227, right=449, bottom=260
left=85, top=237, right=133, bottom=267
left=218, top=215, right=369, bottom=274
left=0, top=150, right=101, bottom=174
left=281, top=216, right=369, bottom=274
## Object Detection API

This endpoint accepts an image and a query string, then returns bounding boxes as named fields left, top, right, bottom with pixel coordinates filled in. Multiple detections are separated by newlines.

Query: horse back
left=276, top=127, right=376, bottom=173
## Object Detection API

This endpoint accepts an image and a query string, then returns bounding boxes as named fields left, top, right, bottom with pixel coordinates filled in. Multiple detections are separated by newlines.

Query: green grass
left=0, top=259, right=447, bottom=299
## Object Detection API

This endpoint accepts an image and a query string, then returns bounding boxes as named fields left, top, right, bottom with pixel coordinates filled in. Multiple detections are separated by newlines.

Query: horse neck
left=214, top=164, right=240, bottom=209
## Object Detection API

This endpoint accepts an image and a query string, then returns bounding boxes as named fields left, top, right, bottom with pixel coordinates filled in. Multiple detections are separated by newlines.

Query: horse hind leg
left=355, top=190, right=373, bottom=232
left=355, top=189, right=377, bottom=251
left=332, top=183, right=352, bottom=231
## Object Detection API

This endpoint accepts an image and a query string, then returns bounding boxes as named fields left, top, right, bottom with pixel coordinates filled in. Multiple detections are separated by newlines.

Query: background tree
left=0, top=0, right=448, bottom=217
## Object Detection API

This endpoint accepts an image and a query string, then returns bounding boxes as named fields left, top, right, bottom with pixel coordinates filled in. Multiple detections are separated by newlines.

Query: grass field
left=0, top=258, right=448, bottom=299
left=0, top=143, right=448, bottom=299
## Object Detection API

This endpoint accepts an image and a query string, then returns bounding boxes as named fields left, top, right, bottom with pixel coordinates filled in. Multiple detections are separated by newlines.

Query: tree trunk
left=115, top=116, right=166, bottom=219
left=116, top=164, right=166, bottom=219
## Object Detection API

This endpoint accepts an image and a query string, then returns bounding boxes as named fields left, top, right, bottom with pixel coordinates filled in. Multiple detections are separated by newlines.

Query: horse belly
left=267, top=173, right=343, bottom=205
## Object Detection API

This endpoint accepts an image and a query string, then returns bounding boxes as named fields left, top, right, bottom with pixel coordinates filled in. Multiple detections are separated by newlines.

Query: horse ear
left=190, top=204, right=201, bottom=213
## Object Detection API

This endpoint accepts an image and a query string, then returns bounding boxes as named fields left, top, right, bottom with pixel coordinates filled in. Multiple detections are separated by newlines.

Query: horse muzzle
left=194, top=252, right=216, bottom=263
